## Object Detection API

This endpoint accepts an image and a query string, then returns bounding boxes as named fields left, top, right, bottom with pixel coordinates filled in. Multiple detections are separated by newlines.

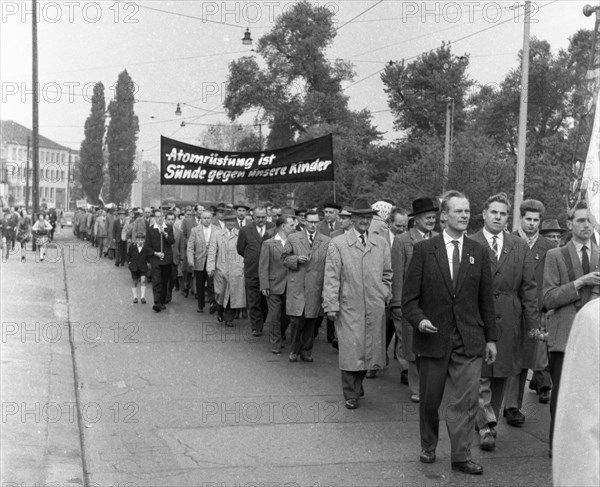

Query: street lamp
left=242, top=28, right=253, bottom=45
left=175, top=103, right=182, bottom=116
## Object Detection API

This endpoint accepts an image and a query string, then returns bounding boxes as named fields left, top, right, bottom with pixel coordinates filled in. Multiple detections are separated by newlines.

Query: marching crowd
left=2, top=192, right=599, bottom=480
left=1, top=206, right=60, bottom=261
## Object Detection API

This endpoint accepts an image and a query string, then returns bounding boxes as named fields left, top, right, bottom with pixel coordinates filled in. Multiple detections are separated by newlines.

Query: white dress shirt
left=573, top=240, right=592, bottom=266
left=203, top=225, right=211, bottom=243
left=274, top=233, right=286, bottom=247
left=443, top=230, right=464, bottom=280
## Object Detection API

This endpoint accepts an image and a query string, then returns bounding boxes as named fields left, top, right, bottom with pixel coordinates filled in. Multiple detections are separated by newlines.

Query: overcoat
left=322, top=230, right=392, bottom=371
left=282, top=229, right=330, bottom=318
left=105, top=213, right=115, bottom=249
left=259, top=237, right=288, bottom=295
left=512, top=231, right=555, bottom=369
left=390, top=228, right=438, bottom=361
left=207, top=228, right=246, bottom=308
left=180, top=216, right=199, bottom=272
left=470, top=230, right=539, bottom=377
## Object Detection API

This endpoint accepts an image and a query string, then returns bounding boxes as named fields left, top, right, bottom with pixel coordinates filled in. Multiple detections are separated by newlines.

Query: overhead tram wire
left=342, top=0, right=559, bottom=92
left=335, top=0, right=385, bottom=32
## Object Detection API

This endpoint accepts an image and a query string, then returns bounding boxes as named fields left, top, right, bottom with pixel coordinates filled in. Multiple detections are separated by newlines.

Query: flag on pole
left=582, top=88, right=600, bottom=225
left=98, top=188, right=105, bottom=206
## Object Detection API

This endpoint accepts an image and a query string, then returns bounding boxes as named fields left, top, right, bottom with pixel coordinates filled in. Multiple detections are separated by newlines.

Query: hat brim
left=540, top=228, right=567, bottom=235
left=408, top=207, right=439, bottom=217
left=349, top=209, right=378, bottom=215
left=233, top=205, right=250, bottom=211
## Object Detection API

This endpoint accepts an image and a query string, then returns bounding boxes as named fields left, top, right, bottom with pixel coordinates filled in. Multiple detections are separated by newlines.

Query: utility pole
left=32, top=0, right=40, bottom=214
left=512, top=0, right=531, bottom=230
left=25, top=137, right=31, bottom=209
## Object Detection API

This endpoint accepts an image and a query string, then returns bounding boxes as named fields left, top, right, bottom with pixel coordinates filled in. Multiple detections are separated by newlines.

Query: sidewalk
left=1, top=236, right=85, bottom=486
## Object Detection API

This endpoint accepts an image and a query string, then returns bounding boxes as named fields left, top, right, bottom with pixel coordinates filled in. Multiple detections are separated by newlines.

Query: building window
left=12, top=147, right=17, bottom=160
left=50, top=188, right=55, bottom=200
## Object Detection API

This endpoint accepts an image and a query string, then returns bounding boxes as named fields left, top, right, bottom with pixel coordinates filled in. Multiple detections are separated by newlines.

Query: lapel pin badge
left=469, top=256, right=475, bottom=265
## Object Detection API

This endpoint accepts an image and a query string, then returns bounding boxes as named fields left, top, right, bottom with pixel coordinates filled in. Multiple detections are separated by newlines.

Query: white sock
left=132, top=288, right=138, bottom=299
left=141, top=285, right=146, bottom=298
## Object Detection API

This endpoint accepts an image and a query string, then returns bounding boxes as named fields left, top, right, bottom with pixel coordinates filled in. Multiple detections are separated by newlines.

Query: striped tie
left=492, top=235, right=499, bottom=260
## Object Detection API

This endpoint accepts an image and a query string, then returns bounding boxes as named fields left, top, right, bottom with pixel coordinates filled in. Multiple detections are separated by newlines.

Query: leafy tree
left=381, top=42, right=472, bottom=139
left=223, top=1, right=380, bottom=205
left=106, top=70, right=139, bottom=204
left=79, top=82, right=105, bottom=204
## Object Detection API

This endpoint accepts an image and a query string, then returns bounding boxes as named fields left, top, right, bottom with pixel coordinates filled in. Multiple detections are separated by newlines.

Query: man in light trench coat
left=322, top=198, right=392, bottom=410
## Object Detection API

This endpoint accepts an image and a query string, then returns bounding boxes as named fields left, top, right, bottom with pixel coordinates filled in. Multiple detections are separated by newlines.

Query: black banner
left=160, top=134, right=334, bottom=186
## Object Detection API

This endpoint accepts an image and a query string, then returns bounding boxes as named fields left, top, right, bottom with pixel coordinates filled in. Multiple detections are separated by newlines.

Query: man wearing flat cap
left=323, top=198, right=392, bottom=410
left=317, top=202, right=342, bottom=237
left=390, top=196, right=439, bottom=402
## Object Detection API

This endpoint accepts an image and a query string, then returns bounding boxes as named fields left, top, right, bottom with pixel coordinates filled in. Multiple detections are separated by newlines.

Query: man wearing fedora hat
left=540, top=218, right=567, bottom=247
left=233, top=203, right=252, bottom=229
left=212, top=203, right=227, bottom=230
left=390, top=196, right=439, bottom=401
left=330, top=206, right=352, bottom=238
left=323, top=198, right=392, bottom=410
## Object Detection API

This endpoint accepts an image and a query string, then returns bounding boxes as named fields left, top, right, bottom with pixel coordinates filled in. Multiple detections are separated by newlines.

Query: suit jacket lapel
left=455, top=239, right=473, bottom=295
left=497, top=232, right=514, bottom=271
left=472, top=230, right=497, bottom=268
left=567, top=241, right=584, bottom=279
left=591, top=242, right=599, bottom=272
left=433, top=236, right=454, bottom=295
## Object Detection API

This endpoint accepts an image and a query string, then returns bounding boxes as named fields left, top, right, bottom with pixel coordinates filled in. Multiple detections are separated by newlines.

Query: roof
left=1, top=120, right=72, bottom=152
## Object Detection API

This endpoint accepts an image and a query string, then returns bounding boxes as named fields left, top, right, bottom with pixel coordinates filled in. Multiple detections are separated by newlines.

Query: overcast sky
left=1, top=0, right=597, bottom=164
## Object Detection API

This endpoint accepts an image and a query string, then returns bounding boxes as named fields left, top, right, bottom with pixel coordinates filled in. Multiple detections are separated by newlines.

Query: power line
left=130, top=2, right=244, bottom=29
left=343, top=0, right=558, bottom=91
left=336, top=0, right=385, bottom=31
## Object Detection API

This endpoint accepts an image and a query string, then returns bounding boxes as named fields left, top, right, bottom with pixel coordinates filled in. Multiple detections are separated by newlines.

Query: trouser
left=504, top=369, right=528, bottom=410
left=194, top=269, right=214, bottom=309
left=393, top=315, right=419, bottom=395
left=115, top=241, right=127, bottom=266
left=548, top=351, right=564, bottom=449
left=419, top=328, right=481, bottom=462
left=529, top=366, right=553, bottom=393
left=341, top=370, right=367, bottom=400
left=314, top=316, right=335, bottom=341
left=96, top=237, right=105, bottom=256
left=245, top=277, right=266, bottom=332
left=151, top=261, right=171, bottom=305
left=6, top=230, right=16, bottom=249
left=266, top=293, right=289, bottom=350
left=476, top=377, right=507, bottom=429
left=167, top=263, right=178, bottom=300
left=290, top=316, right=317, bottom=356
left=219, top=302, right=236, bottom=322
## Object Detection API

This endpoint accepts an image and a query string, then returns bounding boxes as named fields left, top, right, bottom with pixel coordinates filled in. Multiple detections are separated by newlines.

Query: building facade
left=0, top=120, right=75, bottom=210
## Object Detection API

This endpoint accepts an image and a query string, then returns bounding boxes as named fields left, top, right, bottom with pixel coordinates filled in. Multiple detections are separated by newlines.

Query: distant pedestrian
left=32, top=213, right=53, bottom=261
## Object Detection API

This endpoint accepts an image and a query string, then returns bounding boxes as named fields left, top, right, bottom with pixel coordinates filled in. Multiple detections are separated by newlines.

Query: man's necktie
left=452, top=240, right=460, bottom=289
left=582, top=245, right=590, bottom=274
left=359, top=234, right=366, bottom=247
left=308, top=233, right=314, bottom=246
left=330, top=223, right=334, bottom=232
left=492, top=235, right=499, bottom=260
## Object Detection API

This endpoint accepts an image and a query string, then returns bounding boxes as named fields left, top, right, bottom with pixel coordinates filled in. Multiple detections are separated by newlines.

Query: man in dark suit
left=543, top=201, right=600, bottom=455
left=469, top=193, right=538, bottom=451
left=506, top=199, right=555, bottom=409
left=259, top=215, right=294, bottom=354
left=237, top=206, right=275, bottom=336
left=146, top=209, right=175, bottom=312
left=113, top=209, right=128, bottom=267
left=127, top=232, right=154, bottom=303
left=317, top=202, right=341, bottom=237
left=402, top=190, right=497, bottom=475
left=233, top=203, right=252, bottom=230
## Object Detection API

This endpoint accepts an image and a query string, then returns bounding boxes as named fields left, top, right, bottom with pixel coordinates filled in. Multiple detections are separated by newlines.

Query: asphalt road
left=1, top=232, right=553, bottom=487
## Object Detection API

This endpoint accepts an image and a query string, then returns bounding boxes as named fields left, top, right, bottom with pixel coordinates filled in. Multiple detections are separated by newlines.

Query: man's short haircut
left=165, top=211, right=175, bottom=219
left=276, top=215, right=292, bottom=228
left=281, top=206, right=295, bottom=216
left=391, top=207, right=408, bottom=219
left=520, top=199, right=545, bottom=218
left=567, top=201, right=588, bottom=220
left=483, top=193, right=511, bottom=212
left=265, top=201, right=273, bottom=208
left=194, top=204, right=204, bottom=212
left=305, top=209, right=319, bottom=219
left=154, top=209, right=162, bottom=216
left=440, top=190, right=468, bottom=213
left=201, top=210, right=213, bottom=218
left=253, top=206, right=266, bottom=214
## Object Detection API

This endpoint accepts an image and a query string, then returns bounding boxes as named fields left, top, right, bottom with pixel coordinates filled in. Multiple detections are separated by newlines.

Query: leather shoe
left=160, top=304, right=166, bottom=310
left=331, top=339, right=338, bottom=350
left=345, top=399, right=358, bottom=409
left=251, top=330, right=261, bottom=337
left=451, top=460, right=483, bottom=475
left=197, top=308, right=204, bottom=313
left=209, top=303, right=218, bottom=314
left=289, top=352, right=298, bottom=362
left=152, top=304, right=162, bottom=312
left=479, top=430, right=495, bottom=451
left=419, top=450, right=436, bottom=463
left=504, top=408, right=525, bottom=426
left=133, top=298, right=138, bottom=304
left=217, top=315, right=224, bottom=323
left=366, top=369, right=377, bottom=379
left=225, top=321, right=234, bottom=327
left=300, top=354, right=313, bottom=362
left=539, top=389, right=550, bottom=404
left=140, top=298, right=146, bottom=304
left=182, top=289, right=189, bottom=298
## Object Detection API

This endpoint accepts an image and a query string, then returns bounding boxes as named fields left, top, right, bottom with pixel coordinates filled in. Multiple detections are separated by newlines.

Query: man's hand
left=261, top=289, right=270, bottom=296
left=485, top=342, right=497, bottom=364
left=391, top=308, right=402, bottom=321
left=298, top=255, right=308, bottom=264
left=155, top=252, right=164, bottom=260
left=418, top=320, right=437, bottom=334
left=327, top=311, right=339, bottom=321
left=207, top=270, right=214, bottom=278
left=576, top=271, right=600, bottom=288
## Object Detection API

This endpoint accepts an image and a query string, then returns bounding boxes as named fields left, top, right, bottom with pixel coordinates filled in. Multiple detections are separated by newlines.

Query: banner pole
left=332, top=180, right=337, bottom=203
